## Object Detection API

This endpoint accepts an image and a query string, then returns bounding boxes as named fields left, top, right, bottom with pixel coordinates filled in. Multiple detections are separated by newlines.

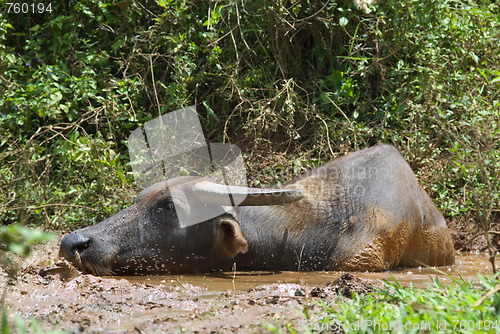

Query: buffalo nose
left=59, top=233, right=91, bottom=261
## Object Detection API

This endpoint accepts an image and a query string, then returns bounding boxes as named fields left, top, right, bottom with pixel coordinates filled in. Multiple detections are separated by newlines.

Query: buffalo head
left=59, top=176, right=303, bottom=275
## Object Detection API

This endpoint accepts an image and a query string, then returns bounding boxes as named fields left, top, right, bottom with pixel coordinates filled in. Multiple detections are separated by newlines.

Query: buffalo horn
left=192, top=180, right=304, bottom=206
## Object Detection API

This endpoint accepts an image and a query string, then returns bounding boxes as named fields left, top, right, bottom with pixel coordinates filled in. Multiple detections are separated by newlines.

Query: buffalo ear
left=212, top=217, right=248, bottom=259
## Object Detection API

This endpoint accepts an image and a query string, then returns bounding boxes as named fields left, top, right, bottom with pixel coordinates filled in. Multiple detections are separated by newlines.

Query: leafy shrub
left=270, top=274, right=500, bottom=334
left=0, top=224, right=59, bottom=333
left=0, top=0, right=498, bottom=232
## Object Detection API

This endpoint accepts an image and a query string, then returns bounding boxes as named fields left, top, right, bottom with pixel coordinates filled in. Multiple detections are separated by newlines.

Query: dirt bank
left=3, top=255, right=375, bottom=333
left=1, top=228, right=494, bottom=334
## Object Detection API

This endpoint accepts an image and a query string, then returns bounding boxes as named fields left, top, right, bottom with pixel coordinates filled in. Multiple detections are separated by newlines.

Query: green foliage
left=0, top=1, right=153, bottom=228
left=1, top=312, right=67, bottom=334
left=0, top=0, right=499, bottom=229
left=0, top=224, right=55, bottom=257
left=0, top=223, right=55, bottom=276
left=268, top=274, right=500, bottom=333
left=322, top=275, right=500, bottom=334
left=0, top=225, right=58, bottom=333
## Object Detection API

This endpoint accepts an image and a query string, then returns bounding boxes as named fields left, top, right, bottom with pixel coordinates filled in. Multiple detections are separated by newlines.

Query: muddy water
left=121, top=252, right=495, bottom=291
left=5, top=250, right=497, bottom=333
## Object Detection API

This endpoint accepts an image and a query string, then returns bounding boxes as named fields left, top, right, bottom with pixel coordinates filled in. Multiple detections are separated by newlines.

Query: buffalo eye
left=166, top=201, right=175, bottom=211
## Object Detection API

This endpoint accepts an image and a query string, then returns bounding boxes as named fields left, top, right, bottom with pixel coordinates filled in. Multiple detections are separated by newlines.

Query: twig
left=320, top=90, right=358, bottom=150
left=149, top=55, right=162, bottom=118
left=474, top=285, right=500, bottom=307
left=232, top=262, right=237, bottom=291
left=0, top=203, right=100, bottom=213
left=464, top=230, right=500, bottom=247
left=296, top=243, right=305, bottom=272
left=316, top=114, right=335, bottom=157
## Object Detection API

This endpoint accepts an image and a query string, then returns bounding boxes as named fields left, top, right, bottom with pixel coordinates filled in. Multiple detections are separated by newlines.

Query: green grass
left=268, top=274, right=500, bottom=333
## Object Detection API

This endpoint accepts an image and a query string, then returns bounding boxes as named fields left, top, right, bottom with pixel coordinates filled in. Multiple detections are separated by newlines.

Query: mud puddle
left=2, top=239, right=497, bottom=333
left=121, top=252, right=494, bottom=291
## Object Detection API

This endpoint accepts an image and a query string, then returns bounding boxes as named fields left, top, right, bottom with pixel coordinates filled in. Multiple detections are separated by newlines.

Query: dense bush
left=0, top=0, right=499, bottom=232
left=0, top=1, right=159, bottom=228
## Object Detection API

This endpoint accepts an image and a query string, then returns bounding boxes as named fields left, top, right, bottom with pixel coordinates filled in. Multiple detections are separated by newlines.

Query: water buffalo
left=59, top=145, right=455, bottom=275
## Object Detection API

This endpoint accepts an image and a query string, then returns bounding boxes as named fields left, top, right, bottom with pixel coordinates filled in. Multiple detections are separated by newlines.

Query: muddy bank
left=1, top=236, right=496, bottom=333
left=3, top=265, right=375, bottom=333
